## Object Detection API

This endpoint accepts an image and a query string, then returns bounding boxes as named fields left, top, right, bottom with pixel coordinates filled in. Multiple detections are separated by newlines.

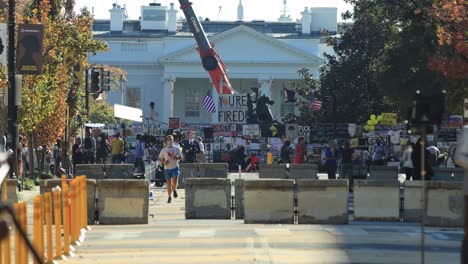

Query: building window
left=127, top=88, right=141, bottom=109
left=280, top=92, right=295, bottom=116
left=185, top=87, right=201, bottom=118
left=121, top=42, right=148, bottom=52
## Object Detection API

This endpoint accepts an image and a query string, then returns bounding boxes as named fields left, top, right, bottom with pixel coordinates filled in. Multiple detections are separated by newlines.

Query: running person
left=159, top=135, right=182, bottom=203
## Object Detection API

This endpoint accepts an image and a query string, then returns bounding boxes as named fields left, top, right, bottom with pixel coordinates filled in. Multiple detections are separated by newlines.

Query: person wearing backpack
left=83, top=130, right=96, bottom=164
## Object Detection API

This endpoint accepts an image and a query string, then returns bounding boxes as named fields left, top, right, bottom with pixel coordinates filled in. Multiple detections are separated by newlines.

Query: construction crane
left=179, top=0, right=234, bottom=95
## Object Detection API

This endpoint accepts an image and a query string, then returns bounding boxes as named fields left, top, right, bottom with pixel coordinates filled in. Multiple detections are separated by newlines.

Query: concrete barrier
left=244, top=179, right=295, bottom=224
left=234, top=179, right=244, bottom=219
left=106, top=164, right=134, bottom=179
left=4, top=179, right=18, bottom=204
left=185, top=178, right=231, bottom=219
left=97, top=180, right=149, bottom=224
left=198, top=163, right=228, bottom=178
left=426, top=181, right=463, bottom=227
left=453, top=168, right=464, bottom=181
left=41, top=179, right=96, bottom=225
left=289, top=164, right=318, bottom=180
left=75, top=164, right=105, bottom=179
left=297, top=179, right=348, bottom=224
left=369, top=166, right=398, bottom=180
left=179, top=163, right=199, bottom=189
left=432, top=168, right=453, bottom=181
left=403, top=181, right=423, bottom=222
left=354, top=180, right=400, bottom=221
left=259, top=164, right=285, bottom=179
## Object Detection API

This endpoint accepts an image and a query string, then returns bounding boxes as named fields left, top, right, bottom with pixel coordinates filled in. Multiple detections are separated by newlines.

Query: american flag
left=202, top=90, right=216, bottom=113
left=309, top=93, right=322, bottom=111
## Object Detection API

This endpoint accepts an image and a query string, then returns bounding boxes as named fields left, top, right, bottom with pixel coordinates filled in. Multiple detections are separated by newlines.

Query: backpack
left=84, top=137, right=92, bottom=150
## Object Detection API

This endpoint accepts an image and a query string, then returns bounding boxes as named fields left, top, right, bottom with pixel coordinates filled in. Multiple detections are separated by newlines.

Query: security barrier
left=97, top=179, right=149, bottom=224
left=5, top=179, right=18, bottom=204
left=289, top=164, right=319, bottom=180
left=297, top=179, right=348, bottom=224
left=0, top=176, right=89, bottom=264
left=244, top=179, right=295, bottom=224
left=74, top=164, right=134, bottom=179
left=185, top=178, right=231, bottom=219
left=354, top=180, right=400, bottom=221
left=369, top=166, right=399, bottom=180
left=198, top=163, right=228, bottom=178
left=259, top=164, right=285, bottom=178
left=179, top=163, right=199, bottom=189
left=432, top=168, right=453, bottom=181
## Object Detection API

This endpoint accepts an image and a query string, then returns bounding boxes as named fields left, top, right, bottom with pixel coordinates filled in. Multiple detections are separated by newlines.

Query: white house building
left=89, top=2, right=339, bottom=127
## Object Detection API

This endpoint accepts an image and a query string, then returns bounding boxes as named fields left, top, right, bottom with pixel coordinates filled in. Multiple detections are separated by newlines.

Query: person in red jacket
left=294, top=136, right=307, bottom=164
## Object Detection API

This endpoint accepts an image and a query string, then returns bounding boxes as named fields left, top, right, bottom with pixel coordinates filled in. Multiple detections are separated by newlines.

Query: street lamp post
left=7, top=0, right=18, bottom=178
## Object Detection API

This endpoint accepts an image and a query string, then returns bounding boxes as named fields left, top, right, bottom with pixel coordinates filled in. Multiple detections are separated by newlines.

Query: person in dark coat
left=411, top=138, right=433, bottom=181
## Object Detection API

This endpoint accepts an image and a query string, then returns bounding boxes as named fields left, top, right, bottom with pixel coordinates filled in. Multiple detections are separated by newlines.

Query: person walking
left=402, top=142, right=414, bottom=181
left=72, top=137, right=83, bottom=174
left=340, top=141, right=355, bottom=185
left=196, top=136, right=205, bottom=163
left=83, top=130, right=96, bottom=164
left=294, top=137, right=307, bottom=164
left=280, top=141, right=292, bottom=164
left=96, top=133, right=110, bottom=164
left=182, top=131, right=200, bottom=163
left=159, top=135, right=182, bottom=203
left=323, top=140, right=339, bottom=179
left=111, top=132, right=125, bottom=164
left=135, top=134, right=145, bottom=173
left=371, top=138, right=387, bottom=166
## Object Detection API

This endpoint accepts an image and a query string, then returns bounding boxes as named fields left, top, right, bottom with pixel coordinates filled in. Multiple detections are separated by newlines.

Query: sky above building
left=75, top=0, right=353, bottom=22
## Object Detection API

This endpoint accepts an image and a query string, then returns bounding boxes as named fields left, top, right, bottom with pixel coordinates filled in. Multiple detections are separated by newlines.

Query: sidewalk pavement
left=61, top=187, right=462, bottom=264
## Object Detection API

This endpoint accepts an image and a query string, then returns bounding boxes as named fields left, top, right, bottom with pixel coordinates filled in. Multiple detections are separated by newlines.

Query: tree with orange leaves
left=427, top=0, right=467, bottom=80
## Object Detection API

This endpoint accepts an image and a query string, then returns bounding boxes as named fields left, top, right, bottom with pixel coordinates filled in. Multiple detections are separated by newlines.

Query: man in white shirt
left=159, top=135, right=182, bottom=203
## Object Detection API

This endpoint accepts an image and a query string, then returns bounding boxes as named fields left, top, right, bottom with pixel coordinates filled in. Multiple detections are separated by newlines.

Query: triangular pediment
left=160, top=25, right=323, bottom=64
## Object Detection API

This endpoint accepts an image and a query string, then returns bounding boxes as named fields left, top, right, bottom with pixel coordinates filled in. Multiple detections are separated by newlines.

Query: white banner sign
left=218, top=94, right=248, bottom=123
left=114, top=104, right=143, bottom=122
left=0, top=23, right=6, bottom=68
left=242, top=124, right=260, bottom=137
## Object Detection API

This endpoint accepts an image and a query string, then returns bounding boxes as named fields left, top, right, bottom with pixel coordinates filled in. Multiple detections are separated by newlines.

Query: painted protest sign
left=218, top=94, right=248, bottom=123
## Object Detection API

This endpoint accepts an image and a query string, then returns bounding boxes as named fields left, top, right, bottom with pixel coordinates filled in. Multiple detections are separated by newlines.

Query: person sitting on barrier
left=243, top=153, right=260, bottom=172
left=159, top=135, right=182, bottom=203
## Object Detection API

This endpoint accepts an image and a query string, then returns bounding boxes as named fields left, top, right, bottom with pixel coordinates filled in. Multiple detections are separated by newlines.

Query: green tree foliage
left=88, top=101, right=116, bottom=125
left=291, top=0, right=466, bottom=126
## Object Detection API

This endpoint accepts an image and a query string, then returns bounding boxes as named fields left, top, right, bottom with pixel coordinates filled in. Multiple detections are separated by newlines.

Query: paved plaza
left=56, top=183, right=462, bottom=264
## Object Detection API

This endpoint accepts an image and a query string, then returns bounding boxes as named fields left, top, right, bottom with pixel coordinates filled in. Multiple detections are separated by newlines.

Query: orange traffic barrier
left=1, top=181, right=9, bottom=264
left=21, top=202, right=28, bottom=263
left=53, top=188, right=63, bottom=259
left=61, top=175, right=67, bottom=187
left=14, top=203, right=20, bottom=264
left=70, top=180, right=79, bottom=244
left=81, top=176, right=88, bottom=230
left=44, top=192, right=53, bottom=262
left=33, top=196, right=44, bottom=264
left=62, top=184, right=71, bottom=256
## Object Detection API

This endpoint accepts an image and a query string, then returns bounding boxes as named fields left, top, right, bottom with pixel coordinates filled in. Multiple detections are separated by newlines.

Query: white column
left=210, top=79, right=219, bottom=124
left=258, top=78, right=273, bottom=98
left=162, top=76, right=175, bottom=123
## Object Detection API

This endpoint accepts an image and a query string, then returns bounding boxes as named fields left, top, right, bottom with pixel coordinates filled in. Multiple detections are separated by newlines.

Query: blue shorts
left=164, top=167, right=179, bottom=181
